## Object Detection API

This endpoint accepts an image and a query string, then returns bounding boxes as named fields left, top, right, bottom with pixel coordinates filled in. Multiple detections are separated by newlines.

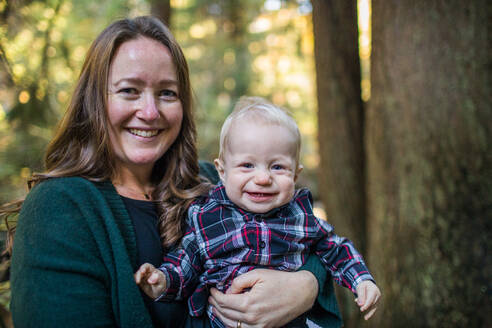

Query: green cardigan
left=11, top=164, right=340, bottom=327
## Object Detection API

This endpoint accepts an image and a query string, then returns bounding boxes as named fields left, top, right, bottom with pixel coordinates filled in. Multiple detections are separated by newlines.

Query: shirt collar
left=209, top=181, right=231, bottom=204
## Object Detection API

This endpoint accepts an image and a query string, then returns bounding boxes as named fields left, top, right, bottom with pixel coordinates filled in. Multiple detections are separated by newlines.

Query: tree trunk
left=149, top=0, right=171, bottom=26
left=367, top=1, right=491, bottom=326
left=222, top=1, right=251, bottom=104
left=312, top=1, right=366, bottom=327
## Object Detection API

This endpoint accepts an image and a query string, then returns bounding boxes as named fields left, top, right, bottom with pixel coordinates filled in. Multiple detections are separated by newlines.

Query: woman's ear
left=294, top=164, right=303, bottom=182
left=214, top=158, right=226, bottom=182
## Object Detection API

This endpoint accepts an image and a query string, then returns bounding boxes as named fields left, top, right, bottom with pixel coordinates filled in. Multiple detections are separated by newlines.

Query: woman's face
left=107, top=37, right=183, bottom=174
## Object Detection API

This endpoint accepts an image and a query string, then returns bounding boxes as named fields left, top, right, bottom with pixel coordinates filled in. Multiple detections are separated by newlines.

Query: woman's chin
left=118, top=153, right=165, bottom=169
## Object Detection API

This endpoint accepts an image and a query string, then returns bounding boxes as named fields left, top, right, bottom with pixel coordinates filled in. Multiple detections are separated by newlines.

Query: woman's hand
left=208, top=269, right=318, bottom=328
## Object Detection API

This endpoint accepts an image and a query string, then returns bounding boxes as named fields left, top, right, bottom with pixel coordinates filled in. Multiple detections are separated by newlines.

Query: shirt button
left=259, top=241, right=266, bottom=248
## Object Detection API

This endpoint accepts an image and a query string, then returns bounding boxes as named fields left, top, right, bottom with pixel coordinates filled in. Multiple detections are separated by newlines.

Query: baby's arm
left=149, top=204, right=204, bottom=300
left=355, top=280, right=380, bottom=320
left=134, top=263, right=168, bottom=299
left=313, top=219, right=380, bottom=319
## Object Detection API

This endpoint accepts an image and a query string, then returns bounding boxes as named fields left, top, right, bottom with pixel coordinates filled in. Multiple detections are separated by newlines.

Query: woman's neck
left=111, top=165, right=155, bottom=201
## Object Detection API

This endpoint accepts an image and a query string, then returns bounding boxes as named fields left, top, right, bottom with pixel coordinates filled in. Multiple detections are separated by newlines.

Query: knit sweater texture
left=11, top=177, right=153, bottom=327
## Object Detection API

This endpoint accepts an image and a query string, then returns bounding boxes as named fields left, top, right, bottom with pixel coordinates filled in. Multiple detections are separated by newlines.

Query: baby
left=135, top=96, right=380, bottom=327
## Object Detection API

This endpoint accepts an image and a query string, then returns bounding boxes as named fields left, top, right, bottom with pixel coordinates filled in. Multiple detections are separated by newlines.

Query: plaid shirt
left=158, top=183, right=373, bottom=325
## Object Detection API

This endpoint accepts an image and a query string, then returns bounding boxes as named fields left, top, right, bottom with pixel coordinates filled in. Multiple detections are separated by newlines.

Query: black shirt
left=121, top=196, right=187, bottom=328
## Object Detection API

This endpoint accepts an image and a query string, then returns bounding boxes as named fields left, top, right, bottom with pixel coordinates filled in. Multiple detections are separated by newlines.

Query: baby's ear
left=294, top=164, right=303, bottom=182
left=214, top=159, right=226, bottom=182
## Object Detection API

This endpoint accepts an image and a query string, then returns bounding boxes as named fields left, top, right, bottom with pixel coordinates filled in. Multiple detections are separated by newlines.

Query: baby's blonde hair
left=218, top=96, right=301, bottom=166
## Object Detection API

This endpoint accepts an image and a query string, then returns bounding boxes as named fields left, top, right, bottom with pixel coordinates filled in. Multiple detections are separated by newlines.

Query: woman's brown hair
left=1, top=16, right=210, bottom=252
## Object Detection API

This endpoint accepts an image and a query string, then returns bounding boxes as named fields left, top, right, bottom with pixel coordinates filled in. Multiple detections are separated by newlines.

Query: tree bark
left=149, top=0, right=171, bottom=26
left=312, top=1, right=366, bottom=327
left=367, top=1, right=491, bottom=326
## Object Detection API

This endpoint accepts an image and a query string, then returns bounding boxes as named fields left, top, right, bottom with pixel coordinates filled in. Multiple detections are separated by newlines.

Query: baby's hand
left=355, top=280, right=381, bottom=320
left=134, top=263, right=167, bottom=299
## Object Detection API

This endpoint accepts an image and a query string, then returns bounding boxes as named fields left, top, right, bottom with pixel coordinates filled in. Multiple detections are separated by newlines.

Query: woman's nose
left=136, top=94, right=160, bottom=121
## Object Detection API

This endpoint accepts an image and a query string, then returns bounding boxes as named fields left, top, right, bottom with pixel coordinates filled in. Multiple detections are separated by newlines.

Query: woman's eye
left=119, top=88, right=138, bottom=95
left=159, top=89, right=178, bottom=99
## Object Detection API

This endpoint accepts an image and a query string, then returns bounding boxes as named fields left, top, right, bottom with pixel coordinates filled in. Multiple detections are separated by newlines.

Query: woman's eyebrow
left=112, top=78, right=178, bottom=86
left=112, top=77, right=145, bottom=86
left=157, top=79, right=179, bottom=87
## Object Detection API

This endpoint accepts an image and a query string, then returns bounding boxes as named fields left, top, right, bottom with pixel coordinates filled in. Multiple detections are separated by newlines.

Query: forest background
left=0, top=0, right=490, bottom=327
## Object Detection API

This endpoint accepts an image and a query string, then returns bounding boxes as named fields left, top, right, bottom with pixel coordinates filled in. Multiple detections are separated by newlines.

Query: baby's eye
left=240, top=163, right=254, bottom=169
left=272, top=164, right=285, bottom=170
left=159, top=89, right=178, bottom=100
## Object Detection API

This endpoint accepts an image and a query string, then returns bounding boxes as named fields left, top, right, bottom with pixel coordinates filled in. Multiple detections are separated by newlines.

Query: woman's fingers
left=226, top=270, right=259, bottom=294
left=210, top=304, right=243, bottom=328
left=210, top=269, right=318, bottom=327
left=209, top=288, right=260, bottom=327
left=209, top=288, right=246, bottom=313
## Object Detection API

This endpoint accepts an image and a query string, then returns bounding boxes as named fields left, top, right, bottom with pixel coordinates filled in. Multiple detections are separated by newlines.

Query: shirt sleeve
left=313, top=218, right=375, bottom=294
left=157, top=205, right=203, bottom=301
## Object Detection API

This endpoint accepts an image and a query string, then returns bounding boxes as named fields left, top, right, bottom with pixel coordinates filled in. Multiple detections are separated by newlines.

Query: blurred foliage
left=0, top=0, right=320, bottom=204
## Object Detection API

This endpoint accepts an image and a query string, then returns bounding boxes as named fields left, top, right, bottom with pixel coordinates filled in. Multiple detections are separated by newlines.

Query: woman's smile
left=128, top=128, right=160, bottom=138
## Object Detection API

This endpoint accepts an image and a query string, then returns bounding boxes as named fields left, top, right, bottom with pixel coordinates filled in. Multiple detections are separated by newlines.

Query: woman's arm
left=208, top=269, right=318, bottom=328
left=209, top=255, right=342, bottom=328
left=11, top=179, right=113, bottom=326
left=10, top=178, right=151, bottom=327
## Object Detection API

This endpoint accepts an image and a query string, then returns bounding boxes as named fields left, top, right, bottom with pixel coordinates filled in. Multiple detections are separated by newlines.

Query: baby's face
left=215, top=121, right=301, bottom=214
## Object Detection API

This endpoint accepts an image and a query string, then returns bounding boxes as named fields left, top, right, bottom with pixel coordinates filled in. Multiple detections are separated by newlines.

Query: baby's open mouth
left=247, top=192, right=274, bottom=198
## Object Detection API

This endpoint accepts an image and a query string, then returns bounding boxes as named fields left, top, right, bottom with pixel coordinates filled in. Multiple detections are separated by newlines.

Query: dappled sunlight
left=170, top=0, right=191, bottom=9
left=358, top=0, right=371, bottom=101
left=190, top=19, right=217, bottom=39
left=18, top=91, right=30, bottom=104
left=249, top=17, right=272, bottom=33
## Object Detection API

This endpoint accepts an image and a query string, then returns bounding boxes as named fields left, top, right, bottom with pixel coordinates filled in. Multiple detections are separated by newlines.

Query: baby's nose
left=254, top=170, right=272, bottom=184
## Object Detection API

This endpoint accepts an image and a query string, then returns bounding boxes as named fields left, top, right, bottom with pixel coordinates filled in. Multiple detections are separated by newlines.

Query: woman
left=4, top=16, right=341, bottom=327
